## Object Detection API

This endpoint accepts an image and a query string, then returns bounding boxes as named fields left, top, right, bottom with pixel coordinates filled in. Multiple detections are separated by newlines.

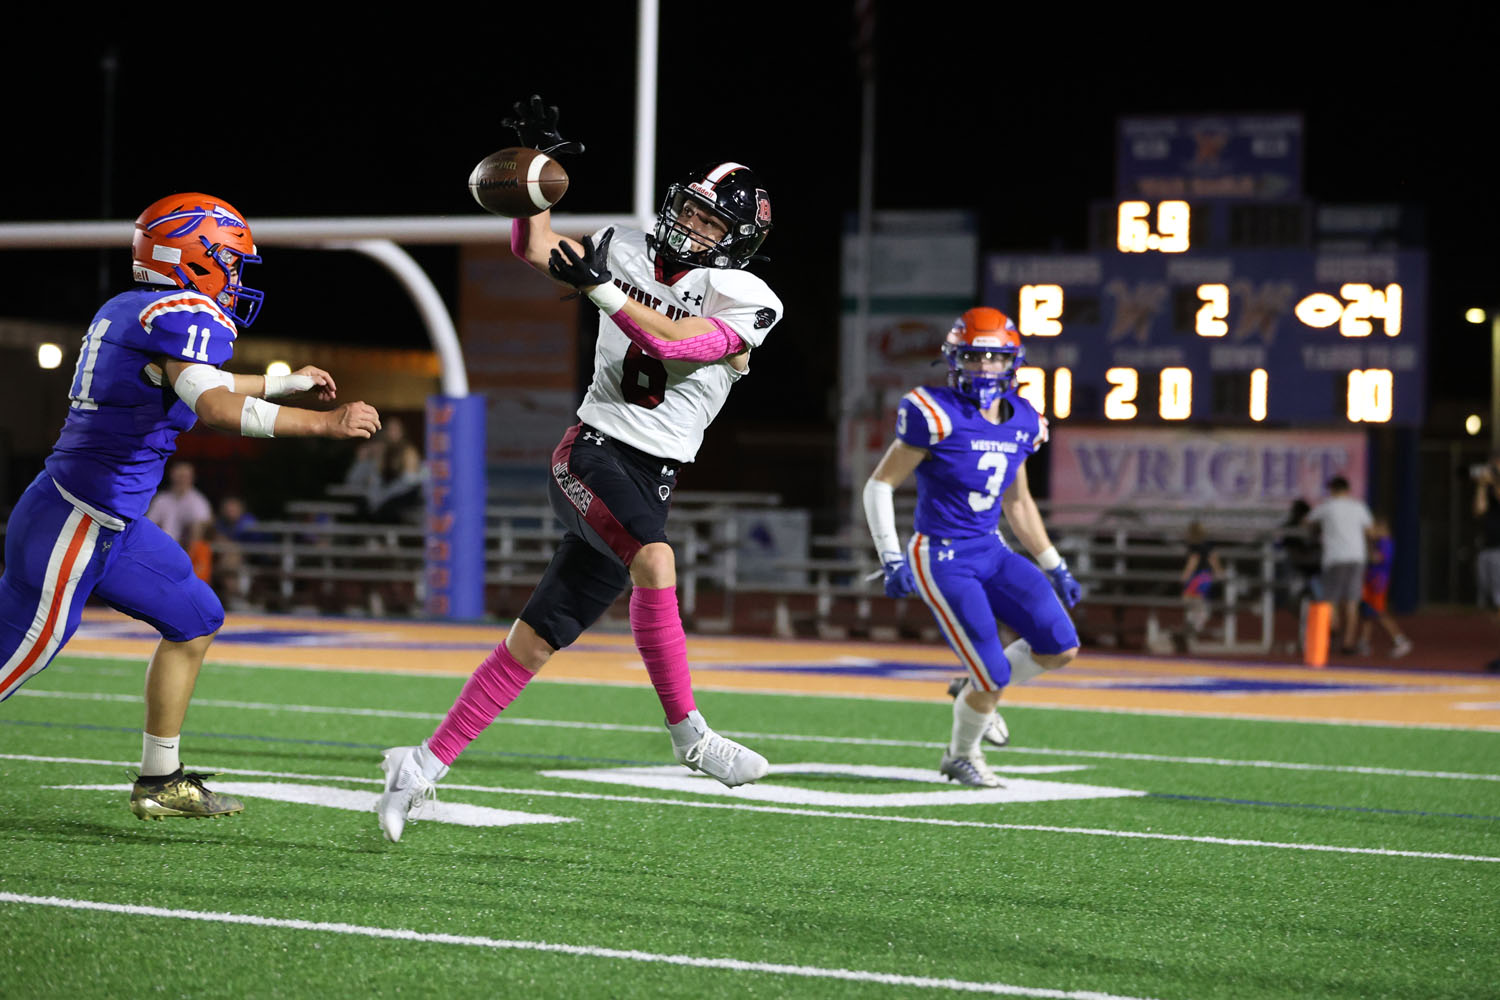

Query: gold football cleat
left=129, top=770, right=244, bottom=820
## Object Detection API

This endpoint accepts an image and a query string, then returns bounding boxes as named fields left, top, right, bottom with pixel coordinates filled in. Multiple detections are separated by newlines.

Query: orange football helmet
left=131, top=193, right=264, bottom=326
left=942, top=307, right=1024, bottom=407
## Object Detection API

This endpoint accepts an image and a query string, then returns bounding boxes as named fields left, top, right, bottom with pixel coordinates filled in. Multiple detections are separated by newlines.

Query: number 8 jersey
left=575, top=226, right=783, bottom=463
left=895, top=385, right=1046, bottom=539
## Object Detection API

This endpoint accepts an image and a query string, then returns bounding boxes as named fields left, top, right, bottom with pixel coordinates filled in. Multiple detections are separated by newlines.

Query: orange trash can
left=1303, top=600, right=1331, bottom=668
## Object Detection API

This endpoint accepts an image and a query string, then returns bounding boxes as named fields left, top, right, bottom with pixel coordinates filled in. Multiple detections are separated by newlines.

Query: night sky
left=6, top=10, right=1498, bottom=431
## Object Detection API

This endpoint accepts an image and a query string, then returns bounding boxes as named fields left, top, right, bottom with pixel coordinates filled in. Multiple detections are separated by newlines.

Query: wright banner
left=1048, top=425, right=1366, bottom=524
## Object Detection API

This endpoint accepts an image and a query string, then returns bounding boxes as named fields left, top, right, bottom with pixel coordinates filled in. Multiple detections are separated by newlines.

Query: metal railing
left=209, top=494, right=1285, bottom=651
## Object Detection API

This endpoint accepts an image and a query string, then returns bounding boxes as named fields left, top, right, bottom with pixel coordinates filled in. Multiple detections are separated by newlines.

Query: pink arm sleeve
left=607, top=310, right=747, bottom=362
left=510, top=218, right=529, bottom=258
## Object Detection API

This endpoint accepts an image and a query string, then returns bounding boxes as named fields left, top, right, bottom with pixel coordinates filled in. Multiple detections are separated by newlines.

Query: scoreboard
left=983, top=202, right=1427, bottom=427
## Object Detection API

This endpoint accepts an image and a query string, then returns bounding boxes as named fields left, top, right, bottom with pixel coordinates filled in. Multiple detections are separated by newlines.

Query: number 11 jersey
left=895, top=385, right=1046, bottom=540
left=45, top=287, right=237, bottom=523
left=575, top=226, right=783, bottom=463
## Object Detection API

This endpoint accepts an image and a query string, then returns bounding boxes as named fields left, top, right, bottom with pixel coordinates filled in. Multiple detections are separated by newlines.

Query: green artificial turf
left=2, top=655, right=1497, bottom=999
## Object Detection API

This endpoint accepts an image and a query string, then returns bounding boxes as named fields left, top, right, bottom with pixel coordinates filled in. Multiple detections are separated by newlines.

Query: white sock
left=1005, top=639, right=1049, bottom=685
left=950, top=694, right=990, bottom=756
left=142, top=732, right=180, bottom=776
left=416, top=741, right=450, bottom=782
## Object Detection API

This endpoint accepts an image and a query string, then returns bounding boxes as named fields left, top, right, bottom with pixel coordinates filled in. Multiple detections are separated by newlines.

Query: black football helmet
left=648, top=162, right=772, bottom=269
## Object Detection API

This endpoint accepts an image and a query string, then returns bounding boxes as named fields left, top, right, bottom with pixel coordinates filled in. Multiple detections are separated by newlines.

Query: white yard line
left=0, top=892, right=1158, bottom=999
left=15, top=688, right=1500, bottom=782
left=8, top=754, right=1498, bottom=864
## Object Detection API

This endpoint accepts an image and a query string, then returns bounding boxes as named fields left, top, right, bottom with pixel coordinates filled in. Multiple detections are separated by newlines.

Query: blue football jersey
left=894, top=384, right=1045, bottom=539
left=45, top=287, right=238, bottom=522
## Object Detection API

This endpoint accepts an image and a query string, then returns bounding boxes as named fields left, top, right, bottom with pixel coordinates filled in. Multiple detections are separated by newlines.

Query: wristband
left=1036, top=545, right=1063, bottom=571
left=586, top=282, right=628, bottom=314
left=240, top=397, right=281, bottom=438
left=263, top=373, right=317, bottom=398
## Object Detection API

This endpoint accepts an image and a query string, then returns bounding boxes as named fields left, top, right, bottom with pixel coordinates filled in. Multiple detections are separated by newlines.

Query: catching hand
left=881, top=554, right=917, bottom=599
left=502, top=94, right=586, bottom=156
left=1047, top=560, right=1082, bottom=608
left=548, top=229, right=614, bottom=290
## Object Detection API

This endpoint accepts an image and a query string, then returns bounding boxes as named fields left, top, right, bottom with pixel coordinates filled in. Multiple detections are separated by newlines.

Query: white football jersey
left=575, top=226, right=783, bottom=463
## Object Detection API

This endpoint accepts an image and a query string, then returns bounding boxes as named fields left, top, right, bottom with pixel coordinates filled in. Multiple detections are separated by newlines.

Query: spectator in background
left=147, top=461, right=213, bottom=551
left=1276, top=499, right=1322, bottom=601
left=1470, top=448, right=1500, bottom=671
left=1180, top=521, right=1225, bottom=640
left=214, top=495, right=262, bottom=544
left=1273, top=498, right=1322, bottom=655
left=213, top=496, right=264, bottom=610
left=1357, top=514, right=1412, bottom=658
left=1306, top=475, right=1373, bottom=656
left=356, top=417, right=425, bottom=524
left=342, top=438, right=385, bottom=500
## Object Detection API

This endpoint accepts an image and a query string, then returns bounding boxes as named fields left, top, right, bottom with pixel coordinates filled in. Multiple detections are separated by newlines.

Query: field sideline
left=2, top=609, right=1498, bottom=998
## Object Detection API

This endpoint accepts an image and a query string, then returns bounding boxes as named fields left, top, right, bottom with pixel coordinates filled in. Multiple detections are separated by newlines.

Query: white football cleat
left=939, top=749, right=1002, bottom=788
left=668, top=710, right=769, bottom=787
left=377, top=744, right=447, bottom=843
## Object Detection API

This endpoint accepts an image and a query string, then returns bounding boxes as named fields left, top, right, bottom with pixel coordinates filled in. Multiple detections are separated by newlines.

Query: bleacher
left=213, top=490, right=1290, bottom=653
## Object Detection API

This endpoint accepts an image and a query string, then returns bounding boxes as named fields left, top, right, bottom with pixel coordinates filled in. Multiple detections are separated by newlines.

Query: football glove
left=881, top=554, right=917, bottom=599
left=502, top=94, right=586, bottom=156
left=548, top=229, right=614, bottom=290
left=1047, top=560, right=1082, bottom=608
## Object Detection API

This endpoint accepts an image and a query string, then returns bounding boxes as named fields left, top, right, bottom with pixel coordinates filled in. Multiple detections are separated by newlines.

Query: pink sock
left=427, top=642, right=534, bottom=765
left=630, top=586, right=696, bottom=724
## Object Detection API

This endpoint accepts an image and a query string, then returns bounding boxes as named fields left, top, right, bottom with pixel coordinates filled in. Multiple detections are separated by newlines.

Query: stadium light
left=1467, top=414, right=1483, bottom=436
left=37, top=343, right=62, bottom=369
left=266, top=361, right=292, bottom=377
left=1467, top=308, right=1487, bottom=324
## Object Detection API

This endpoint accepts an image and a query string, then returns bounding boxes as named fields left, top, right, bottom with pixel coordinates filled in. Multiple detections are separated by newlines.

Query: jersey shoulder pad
left=131, top=291, right=237, bottom=365
left=897, top=385, right=955, bottom=447
left=702, top=268, right=783, bottom=349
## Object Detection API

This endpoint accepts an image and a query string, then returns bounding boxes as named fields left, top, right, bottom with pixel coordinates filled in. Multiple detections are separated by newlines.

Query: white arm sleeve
left=862, top=478, right=902, bottom=561
left=172, top=364, right=236, bottom=413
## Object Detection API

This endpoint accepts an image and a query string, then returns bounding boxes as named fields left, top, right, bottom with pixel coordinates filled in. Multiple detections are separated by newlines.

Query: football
left=468, top=147, right=569, bottom=218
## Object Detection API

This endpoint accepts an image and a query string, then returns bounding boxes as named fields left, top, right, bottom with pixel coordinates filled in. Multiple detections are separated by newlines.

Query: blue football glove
left=1047, top=560, right=1082, bottom=607
left=881, top=554, right=917, bottom=599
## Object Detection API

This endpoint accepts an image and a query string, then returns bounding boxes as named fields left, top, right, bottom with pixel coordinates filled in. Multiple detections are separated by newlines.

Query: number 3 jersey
left=575, top=226, right=783, bottom=463
left=895, top=385, right=1046, bottom=540
left=45, top=287, right=237, bottom=523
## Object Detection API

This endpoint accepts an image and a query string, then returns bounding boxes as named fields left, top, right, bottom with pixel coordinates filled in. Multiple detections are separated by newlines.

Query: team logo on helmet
left=755, top=189, right=772, bottom=225
left=145, top=204, right=250, bottom=239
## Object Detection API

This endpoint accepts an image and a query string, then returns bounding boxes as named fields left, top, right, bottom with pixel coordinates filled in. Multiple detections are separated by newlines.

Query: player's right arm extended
left=165, top=360, right=381, bottom=440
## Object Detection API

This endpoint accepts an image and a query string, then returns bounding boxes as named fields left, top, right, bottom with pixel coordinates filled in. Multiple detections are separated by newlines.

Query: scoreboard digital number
left=985, top=208, right=1426, bottom=427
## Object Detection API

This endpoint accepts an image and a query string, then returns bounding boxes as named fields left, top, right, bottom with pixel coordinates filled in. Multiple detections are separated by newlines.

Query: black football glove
left=502, top=94, right=586, bottom=156
left=548, top=229, right=614, bottom=290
